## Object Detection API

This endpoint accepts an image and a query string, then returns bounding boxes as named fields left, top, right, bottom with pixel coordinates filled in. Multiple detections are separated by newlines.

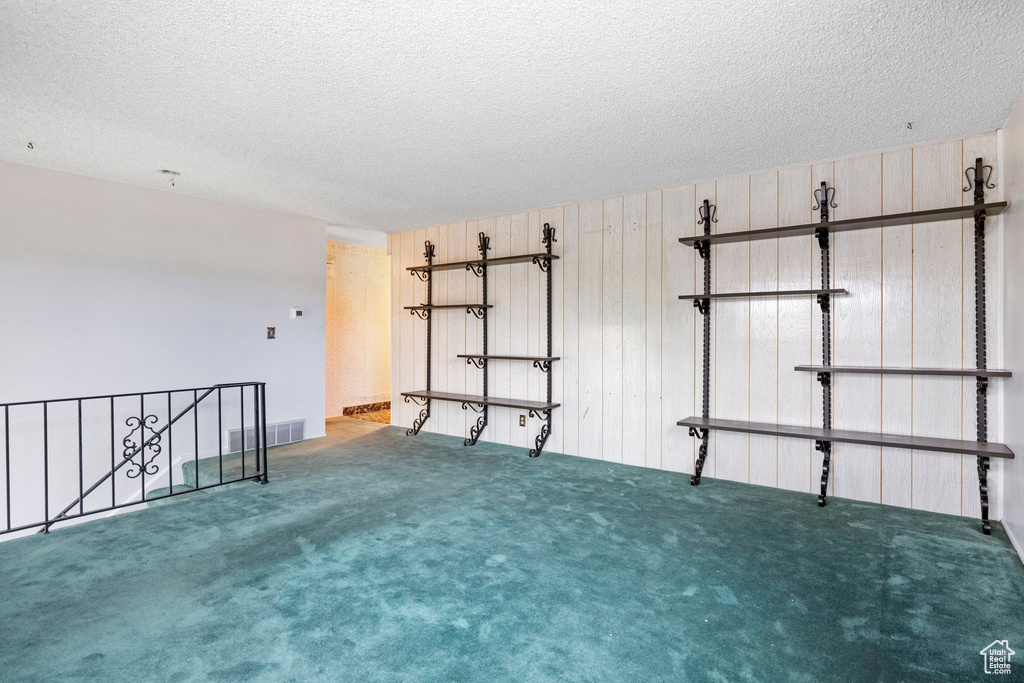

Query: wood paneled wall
left=387, top=132, right=1005, bottom=520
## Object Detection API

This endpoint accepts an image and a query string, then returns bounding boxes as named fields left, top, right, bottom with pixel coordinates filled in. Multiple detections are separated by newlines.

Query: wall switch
left=519, top=415, right=526, bottom=427
left=267, top=327, right=276, bottom=339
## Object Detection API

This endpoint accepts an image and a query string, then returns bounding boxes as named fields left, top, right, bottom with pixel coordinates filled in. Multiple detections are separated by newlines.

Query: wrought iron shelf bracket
left=677, top=158, right=1007, bottom=534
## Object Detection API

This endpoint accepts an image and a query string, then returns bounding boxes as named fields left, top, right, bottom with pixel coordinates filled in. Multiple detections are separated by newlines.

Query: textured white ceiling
left=2, top=1, right=1023, bottom=233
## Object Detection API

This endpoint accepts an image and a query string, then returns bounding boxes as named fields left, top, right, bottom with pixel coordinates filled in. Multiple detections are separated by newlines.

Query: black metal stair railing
left=0, top=382, right=268, bottom=536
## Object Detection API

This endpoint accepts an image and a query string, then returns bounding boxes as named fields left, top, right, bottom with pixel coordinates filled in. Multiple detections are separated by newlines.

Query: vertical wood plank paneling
left=662, top=185, right=696, bottom=473
left=645, top=191, right=663, bottom=469
left=880, top=148, right=914, bottom=508
left=388, top=234, right=401, bottom=426
left=541, top=206, right=564, bottom=454
left=749, top=171, right=779, bottom=487
left=832, top=154, right=882, bottom=502
left=622, top=193, right=646, bottom=467
left=961, top=133, right=998, bottom=518
left=465, top=222, right=483, bottom=421
left=562, top=205, right=581, bottom=457
left=426, top=224, right=447, bottom=435
left=413, top=229, right=428, bottom=408
left=474, top=219, right=495, bottom=436
left=603, top=197, right=624, bottom=463
left=399, top=230, right=417, bottom=429
left=385, top=131, right=1000, bottom=522
left=912, top=140, right=963, bottom=515
left=491, top=215, right=512, bottom=446
left=714, top=175, right=750, bottom=482
left=446, top=222, right=468, bottom=440
left=777, top=166, right=813, bottom=492
left=510, top=213, right=530, bottom=448
left=579, top=199, right=604, bottom=460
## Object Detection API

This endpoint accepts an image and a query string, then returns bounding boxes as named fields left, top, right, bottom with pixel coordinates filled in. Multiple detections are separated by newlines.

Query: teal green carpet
left=1, top=417, right=1022, bottom=682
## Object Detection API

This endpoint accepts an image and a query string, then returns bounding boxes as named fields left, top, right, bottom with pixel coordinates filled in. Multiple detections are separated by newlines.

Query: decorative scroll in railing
left=0, top=382, right=268, bottom=537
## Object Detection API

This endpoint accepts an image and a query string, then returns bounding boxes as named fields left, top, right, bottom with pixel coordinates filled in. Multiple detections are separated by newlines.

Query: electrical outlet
left=519, top=415, right=526, bottom=427
left=267, top=327, right=276, bottom=339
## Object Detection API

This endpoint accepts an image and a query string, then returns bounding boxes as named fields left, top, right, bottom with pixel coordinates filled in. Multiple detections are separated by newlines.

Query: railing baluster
left=218, top=388, right=224, bottom=484
left=110, top=397, right=115, bottom=508
left=4, top=405, right=10, bottom=531
left=260, top=384, right=269, bottom=484
left=167, top=392, right=173, bottom=494
left=43, top=403, right=49, bottom=533
left=78, top=399, right=84, bottom=515
left=193, top=390, right=199, bottom=490
left=252, top=385, right=259, bottom=481
left=140, top=394, right=146, bottom=501
left=240, top=385, right=246, bottom=481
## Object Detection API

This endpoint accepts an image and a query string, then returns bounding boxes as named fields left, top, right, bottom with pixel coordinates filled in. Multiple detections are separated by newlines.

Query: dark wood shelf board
left=457, top=355, right=561, bottom=361
left=679, top=288, right=847, bottom=300
left=408, top=253, right=560, bottom=273
left=676, top=416, right=1013, bottom=458
left=795, top=365, right=1012, bottom=378
left=404, top=304, right=492, bottom=311
left=402, top=390, right=559, bottom=411
left=679, top=202, right=1008, bottom=246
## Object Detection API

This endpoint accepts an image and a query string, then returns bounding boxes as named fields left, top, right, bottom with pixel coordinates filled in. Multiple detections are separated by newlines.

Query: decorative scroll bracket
left=403, top=395, right=429, bottom=407
left=698, top=200, right=717, bottom=228
left=527, top=409, right=550, bottom=420
left=816, top=292, right=831, bottom=313
left=815, top=440, right=832, bottom=507
left=461, top=401, right=486, bottom=414
left=532, top=360, right=552, bottom=373
left=814, top=226, right=830, bottom=251
left=541, top=223, right=557, bottom=249
left=465, top=413, right=488, bottom=447
left=412, top=269, right=430, bottom=282
left=122, top=414, right=162, bottom=479
left=407, top=407, right=429, bottom=436
left=423, top=241, right=436, bottom=262
left=466, top=357, right=487, bottom=369
left=816, top=371, right=831, bottom=388
left=410, top=308, right=430, bottom=320
left=466, top=306, right=487, bottom=319
left=963, top=158, right=995, bottom=201
left=813, top=183, right=837, bottom=221
left=688, top=427, right=710, bottom=486
left=977, top=456, right=991, bottom=534
left=528, top=422, right=551, bottom=458
left=477, top=231, right=492, bottom=259
left=532, top=256, right=552, bottom=272
left=693, top=298, right=710, bottom=315
left=693, top=240, right=710, bottom=261
left=466, top=263, right=486, bottom=278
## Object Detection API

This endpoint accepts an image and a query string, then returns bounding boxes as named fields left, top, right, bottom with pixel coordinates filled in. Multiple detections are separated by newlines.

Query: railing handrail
left=41, top=382, right=264, bottom=531
left=0, top=382, right=264, bottom=409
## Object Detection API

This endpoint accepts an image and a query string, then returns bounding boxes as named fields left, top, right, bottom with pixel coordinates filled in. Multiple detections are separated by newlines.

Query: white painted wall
left=1001, top=96, right=1024, bottom=553
left=0, top=160, right=326, bottom=534
left=388, top=132, right=1008, bottom=523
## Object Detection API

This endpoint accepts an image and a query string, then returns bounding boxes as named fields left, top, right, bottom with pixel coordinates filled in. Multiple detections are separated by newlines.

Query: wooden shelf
left=677, top=416, right=1014, bottom=458
left=795, top=365, right=1012, bottom=378
left=402, top=390, right=559, bottom=411
left=408, top=253, right=559, bottom=273
left=404, top=304, right=492, bottom=311
left=457, top=355, right=560, bottom=362
left=679, top=288, right=847, bottom=300
left=679, top=202, right=1007, bottom=247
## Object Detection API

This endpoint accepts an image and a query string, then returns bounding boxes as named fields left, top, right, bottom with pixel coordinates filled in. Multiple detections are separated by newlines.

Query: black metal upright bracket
left=528, top=224, right=557, bottom=458
left=813, top=182, right=836, bottom=505
left=965, top=156, right=995, bottom=534
left=407, top=241, right=435, bottom=436
left=464, top=232, right=492, bottom=447
left=690, top=200, right=716, bottom=485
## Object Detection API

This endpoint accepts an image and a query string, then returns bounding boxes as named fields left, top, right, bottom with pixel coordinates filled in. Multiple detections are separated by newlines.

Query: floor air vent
left=227, top=419, right=305, bottom=453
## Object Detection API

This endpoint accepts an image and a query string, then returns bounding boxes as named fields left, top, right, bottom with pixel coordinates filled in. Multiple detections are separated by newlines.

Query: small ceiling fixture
left=159, top=169, right=180, bottom=187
